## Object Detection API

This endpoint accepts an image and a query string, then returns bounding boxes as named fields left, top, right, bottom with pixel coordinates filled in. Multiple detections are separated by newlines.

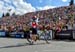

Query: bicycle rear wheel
left=44, top=34, right=50, bottom=44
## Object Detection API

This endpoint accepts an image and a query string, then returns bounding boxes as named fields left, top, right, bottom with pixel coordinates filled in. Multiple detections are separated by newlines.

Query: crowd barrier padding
left=0, top=30, right=6, bottom=37
left=54, top=30, right=73, bottom=40
left=10, top=32, right=24, bottom=38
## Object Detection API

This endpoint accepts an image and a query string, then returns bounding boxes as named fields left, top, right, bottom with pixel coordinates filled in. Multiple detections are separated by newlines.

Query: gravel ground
left=0, top=38, right=75, bottom=52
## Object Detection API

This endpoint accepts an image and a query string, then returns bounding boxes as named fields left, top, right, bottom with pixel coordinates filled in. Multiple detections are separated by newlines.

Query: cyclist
left=30, top=26, right=38, bottom=44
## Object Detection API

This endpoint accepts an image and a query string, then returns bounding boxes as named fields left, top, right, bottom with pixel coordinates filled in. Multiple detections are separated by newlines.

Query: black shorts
left=31, top=28, right=37, bottom=34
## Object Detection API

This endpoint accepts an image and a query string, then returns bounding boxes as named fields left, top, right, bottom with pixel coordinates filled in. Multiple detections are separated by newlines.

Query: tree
left=2, top=13, right=5, bottom=17
left=70, top=0, right=74, bottom=5
left=6, top=12, right=10, bottom=16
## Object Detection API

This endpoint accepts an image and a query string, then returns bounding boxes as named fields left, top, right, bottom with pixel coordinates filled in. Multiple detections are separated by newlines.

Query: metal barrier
left=72, top=30, right=75, bottom=39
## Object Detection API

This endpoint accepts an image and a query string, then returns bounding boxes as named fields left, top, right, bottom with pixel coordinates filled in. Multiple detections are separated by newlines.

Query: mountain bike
left=26, top=30, right=51, bottom=44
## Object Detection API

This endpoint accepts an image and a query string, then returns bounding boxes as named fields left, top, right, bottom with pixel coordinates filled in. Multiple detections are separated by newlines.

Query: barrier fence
left=54, top=30, right=73, bottom=39
left=0, top=30, right=75, bottom=40
left=0, top=30, right=6, bottom=37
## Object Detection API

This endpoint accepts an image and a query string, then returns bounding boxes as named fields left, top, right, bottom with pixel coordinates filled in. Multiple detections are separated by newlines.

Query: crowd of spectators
left=0, top=5, right=75, bottom=31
